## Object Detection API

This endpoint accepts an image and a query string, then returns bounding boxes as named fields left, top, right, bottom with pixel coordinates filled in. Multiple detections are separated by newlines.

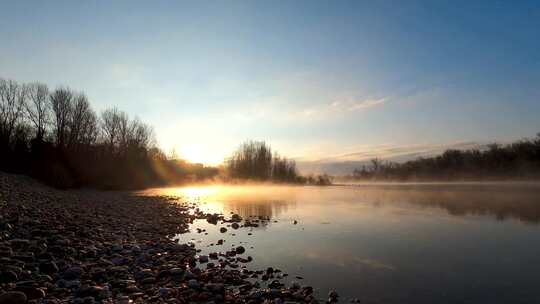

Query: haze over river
left=140, top=183, right=540, bottom=304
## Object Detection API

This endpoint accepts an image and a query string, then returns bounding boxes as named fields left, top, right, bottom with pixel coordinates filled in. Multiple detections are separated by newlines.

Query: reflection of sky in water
left=139, top=184, right=540, bottom=303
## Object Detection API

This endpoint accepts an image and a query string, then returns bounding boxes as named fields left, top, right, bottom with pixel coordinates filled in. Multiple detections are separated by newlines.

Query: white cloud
left=295, top=96, right=388, bottom=121
left=348, top=98, right=387, bottom=111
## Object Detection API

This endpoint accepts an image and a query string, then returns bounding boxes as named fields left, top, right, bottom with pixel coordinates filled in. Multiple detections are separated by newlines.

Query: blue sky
left=1, top=1, right=539, bottom=165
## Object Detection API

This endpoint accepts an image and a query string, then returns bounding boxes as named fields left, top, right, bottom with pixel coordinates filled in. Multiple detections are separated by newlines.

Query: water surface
left=140, top=183, right=540, bottom=304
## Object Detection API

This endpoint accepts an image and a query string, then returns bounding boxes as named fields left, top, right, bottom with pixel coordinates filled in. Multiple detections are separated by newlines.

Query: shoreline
left=0, top=172, right=334, bottom=304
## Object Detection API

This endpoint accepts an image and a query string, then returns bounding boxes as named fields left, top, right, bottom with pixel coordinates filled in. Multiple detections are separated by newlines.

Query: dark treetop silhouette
left=0, top=77, right=217, bottom=189
left=348, top=134, right=540, bottom=181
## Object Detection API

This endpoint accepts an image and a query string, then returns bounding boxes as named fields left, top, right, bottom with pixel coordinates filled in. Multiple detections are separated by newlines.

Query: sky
left=1, top=1, right=539, bottom=168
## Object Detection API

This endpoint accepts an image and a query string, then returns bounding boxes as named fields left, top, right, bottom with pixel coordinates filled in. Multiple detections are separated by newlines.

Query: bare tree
left=129, top=118, right=153, bottom=150
left=25, top=82, right=50, bottom=141
left=100, top=107, right=121, bottom=151
left=78, top=106, right=98, bottom=147
left=49, top=87, right=73, bottom=147
left=117, top=110, right=131, bottom=154
left=0, top=78, right=27, bottom=147
left=67, top=92, right=96, bottom=147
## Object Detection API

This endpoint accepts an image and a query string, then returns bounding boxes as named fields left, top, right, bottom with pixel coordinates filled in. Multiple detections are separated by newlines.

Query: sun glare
left=178, top=144, right=217, bottom=165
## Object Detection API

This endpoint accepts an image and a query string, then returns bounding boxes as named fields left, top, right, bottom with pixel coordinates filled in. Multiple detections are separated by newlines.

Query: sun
left=178, top=144, right=221, bottom=165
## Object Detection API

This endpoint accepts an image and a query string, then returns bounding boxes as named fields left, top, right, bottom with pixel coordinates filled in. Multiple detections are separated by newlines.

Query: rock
left=328, top=290, right=338, bottom=299
left=220, top=227, right=227, bottom=233
left=206, top=283, right=224, bottom=292
left=198, top=255, right=209, bottom=263
left=188, top=279, right=200, bottom=289
left=96, top=286, right=111, bottom=299
left=231, top=222, right=240, bottom=229
left=39, top=261, right=59, bottom=275
left=158, top=287, right=172, bottom=297
left=0, top=291, right=27, bottom=304
left=140, top=277, right=155, bottom=284
left=58, top=279, right=81, bottom=289
left=206, top=214, right=219, bottom=224
left=0, top=270, right=18, bottom=283
left=274, top=298, right=284, bottom=304
left=15, top=286, right=46, bottom=300
left=235, top=246, right=246, bottom=254
left=10, top=239, right=30, bottom=249
left=15, top=280, right=37, bottom=287
left=62, top=266, right=83, bottom=280
left=169, top=267, right=184, bottom=276
left=12, top=254, right=35, bottom=263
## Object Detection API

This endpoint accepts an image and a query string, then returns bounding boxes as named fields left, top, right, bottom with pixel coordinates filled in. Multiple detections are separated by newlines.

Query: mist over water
left=140, top=183, right=540, bottom=303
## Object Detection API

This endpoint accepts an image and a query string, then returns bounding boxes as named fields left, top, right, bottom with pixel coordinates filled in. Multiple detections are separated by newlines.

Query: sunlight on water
left=139, top=183, right=540, bottom=303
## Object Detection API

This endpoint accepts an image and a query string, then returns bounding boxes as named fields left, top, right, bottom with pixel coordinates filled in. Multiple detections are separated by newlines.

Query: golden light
left=178, top=144, right=218, bottom=165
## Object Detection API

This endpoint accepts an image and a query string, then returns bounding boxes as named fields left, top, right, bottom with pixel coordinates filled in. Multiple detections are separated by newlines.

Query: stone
left=328, top=290, right=338, bottom=299
left=0, top=291, right=27, bottom=304
left=10, top=239, right=30, bottom=249
left=40, top=261, right=59, bottom=275
left=235, top=246, right=246, bottom=254
left=158, top=287, right=172, bottom=297
left=220, top=227, right=227, bottom=233
left=0, top=270, right=18, bottom=283
left=62, top=266, right=83, bottom=280
left=169, top=267, right=184, bottom=276
left=188, top=279, right=200, bottom=289
left=15, top=286, right=46, bottom=300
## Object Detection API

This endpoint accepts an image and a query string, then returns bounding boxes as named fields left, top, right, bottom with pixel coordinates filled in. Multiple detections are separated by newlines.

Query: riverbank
left=0, top=172, right=332, bottom=303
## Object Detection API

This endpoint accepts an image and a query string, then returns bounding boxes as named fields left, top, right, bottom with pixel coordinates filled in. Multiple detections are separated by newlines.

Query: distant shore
left=0, top=172, right=332, bottom=303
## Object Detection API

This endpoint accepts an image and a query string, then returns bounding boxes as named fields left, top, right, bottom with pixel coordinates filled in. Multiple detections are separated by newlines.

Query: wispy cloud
left=294, top=141, right=493, bottom=175
left=298, top=96, right=388, bottom=119
left=307, top=141, right=486, bottom=163
left=346, top=97, right=387, bottom=111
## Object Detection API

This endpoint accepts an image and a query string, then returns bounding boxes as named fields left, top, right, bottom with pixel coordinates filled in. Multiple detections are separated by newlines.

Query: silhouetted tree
left=227, top=140, right=305, bottom=183
left=50, top=87, right=73, bottom=148
left=25, top=82, right=49, bottom=141
left=0, top=78, right=27, bottom=148
left=100, top=107, right=122, bottom=152
left=0, top=76, right=219, bottom=189
left=350, top=134, right=540, bottom=181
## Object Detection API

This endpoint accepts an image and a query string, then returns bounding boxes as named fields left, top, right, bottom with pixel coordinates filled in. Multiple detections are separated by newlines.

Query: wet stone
left=62, top=266, right=83, bottom=280
left=14, top=286, right=46, bottom=300
left=235, top=246, right=246, bottom=254
left=0, top=291, right=27, bottom=304
left=39, top=261, right=59, bottom=275
left=0, top=270, right=18, bottom=283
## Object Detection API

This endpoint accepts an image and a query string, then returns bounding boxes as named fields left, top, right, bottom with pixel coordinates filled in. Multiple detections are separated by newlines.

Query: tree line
left=0, top=77, right=217, bottom=189
left=349, top=134, right=540, bottom=181
left=226, top=140, right=331, bottom=185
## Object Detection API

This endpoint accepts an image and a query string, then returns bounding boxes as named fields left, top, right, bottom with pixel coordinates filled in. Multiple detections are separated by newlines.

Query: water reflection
left=139, top=183, right=540, bottom=303
left=141, top=185, right=297, bottom=219
left=142, top=183, right=540, bottom=224
left=350, top=183, right=540, bottom=224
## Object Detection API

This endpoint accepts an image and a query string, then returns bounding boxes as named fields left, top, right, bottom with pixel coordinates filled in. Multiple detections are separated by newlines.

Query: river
left=139, top=182, right=540, bottom=303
